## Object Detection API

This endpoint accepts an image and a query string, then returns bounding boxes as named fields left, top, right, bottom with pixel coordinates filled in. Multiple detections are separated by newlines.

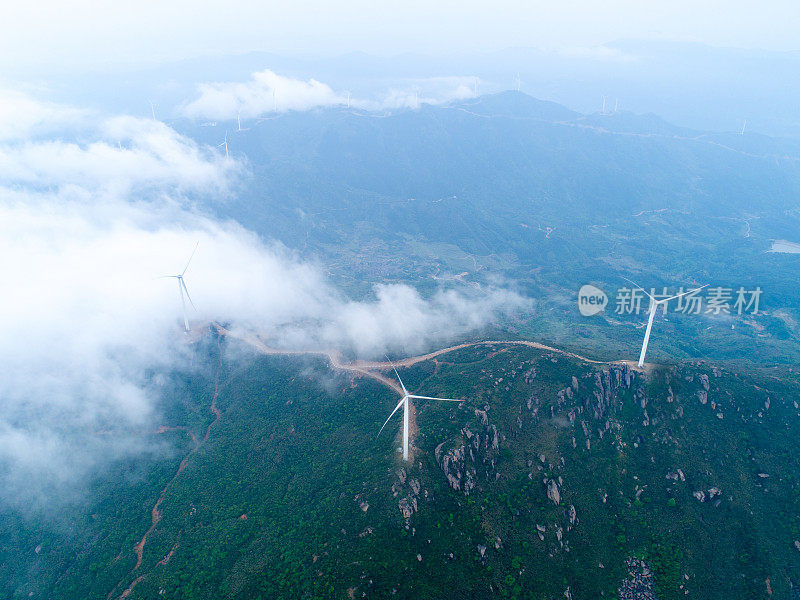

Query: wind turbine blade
left=408, top=395, right=463, bottom=402
left=156, top=275, right=179, bottom=279
left=662, top=284, right=709, bottom=302
left=621, top=276, right=655, bottom=300
left=181, top=241, right=199, bottom=276
left=180, top=278, right=196, bottom=311
left=378, top=397, right=406, bottom=437
left=385, top=355, right=408, bottom=396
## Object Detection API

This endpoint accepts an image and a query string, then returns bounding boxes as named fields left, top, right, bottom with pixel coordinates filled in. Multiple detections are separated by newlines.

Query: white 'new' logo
left=577, top=284, right=608, bottom=316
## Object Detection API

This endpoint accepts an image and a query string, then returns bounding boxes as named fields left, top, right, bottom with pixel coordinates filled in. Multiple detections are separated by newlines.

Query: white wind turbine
left=237, top=111, right=249, bottom=132
left=161, top=243, right=199, bottom=333
left=218, top=130, right=229, bottom=158
left=623, top=277, right=708, bottom=367
left=378, top=362, right=463, bottom=462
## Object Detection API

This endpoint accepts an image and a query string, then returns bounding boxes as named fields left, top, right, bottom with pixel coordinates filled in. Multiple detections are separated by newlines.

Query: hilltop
left=3, top=329, right=798, bottom=599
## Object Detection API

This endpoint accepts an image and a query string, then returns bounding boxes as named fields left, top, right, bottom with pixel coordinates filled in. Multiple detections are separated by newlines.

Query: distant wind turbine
left=741, top=120, right=747, bottom=135
left=237, top=111, right=249, bottom=132
left=272, top=90, right=277, bottom=112
left=346, top=91, right=351, bottom=108
left=218, top=130, right=228, bottom=158
left=623, top=277, right=708, bottom=367
left=601, top=95, right=607, bottom=115
left=160, top=242, right=199, bottom=333
left=515, top=73, right=521, bottom=92
left=614, top=98, right=619, bottom=113
left=378, top=361, right=463, bottom=462
left=149, top=101, right=157, bottom=121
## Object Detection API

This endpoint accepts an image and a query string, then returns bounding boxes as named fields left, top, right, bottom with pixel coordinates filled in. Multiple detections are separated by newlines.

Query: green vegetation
left=2, top=336, right=799, bottom=599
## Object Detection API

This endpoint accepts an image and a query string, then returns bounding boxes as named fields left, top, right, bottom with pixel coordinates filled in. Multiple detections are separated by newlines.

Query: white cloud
left=0, top=88, right=88, bottom=141
left=0, top=90, right=236, bottom=197
left=379, top=76, right=478, bottom=110
left=182, top=70, right=480, bottom=119
left=0, top=86, right=529, bottom=510
left=0, top=195, right=527, bottom=509
left=0, top=118, right=235, bottom=197
left=183, top=69, right=345, bottom=119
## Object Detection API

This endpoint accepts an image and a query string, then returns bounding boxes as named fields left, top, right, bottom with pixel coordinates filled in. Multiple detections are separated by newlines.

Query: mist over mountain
left=3, top=26, right=800, bottom=600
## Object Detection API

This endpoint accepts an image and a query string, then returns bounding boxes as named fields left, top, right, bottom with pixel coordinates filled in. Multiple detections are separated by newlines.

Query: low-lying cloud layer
left=182, top=69, right=479, bottom=119
left=0, top=113, right=236, bottom=196
left=0, top=88, right=528, bottom=511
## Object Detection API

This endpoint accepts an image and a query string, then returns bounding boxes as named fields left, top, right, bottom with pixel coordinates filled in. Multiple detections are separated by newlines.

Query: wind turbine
left=237, top=111, right=249, bottom=132
left=741, top=120, right=747, bottom=135
left=515, top=73, right=521, bottom=92
left=602, top=95, right=607, bottom=115
left=161, top=243, right=199, bottom=333
left=378, top=362, right=463, bottom=462
left=218, top=130, right=228, bottom=158
left=623, top=277, right=708, bottom=367
left=149, top=101, right=157, bottom=121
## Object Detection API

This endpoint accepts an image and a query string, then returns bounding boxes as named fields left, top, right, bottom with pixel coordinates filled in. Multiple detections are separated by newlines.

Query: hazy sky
left=3, top=1, right=799, bottom=71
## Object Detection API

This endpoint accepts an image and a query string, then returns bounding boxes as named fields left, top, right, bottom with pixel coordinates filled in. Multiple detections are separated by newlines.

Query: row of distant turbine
left=163, top=245, right=705, bottom=462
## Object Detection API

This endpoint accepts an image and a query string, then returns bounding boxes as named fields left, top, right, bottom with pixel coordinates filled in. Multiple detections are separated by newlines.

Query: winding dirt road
left=214, top=323, right=613, bottom=382
left=112, top=339, right=224, bottom=599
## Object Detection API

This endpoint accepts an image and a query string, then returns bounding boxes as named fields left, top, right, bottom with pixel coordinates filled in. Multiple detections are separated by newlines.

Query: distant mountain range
left=25, top=41, right=800, bottom=138
left=173, top=91, right=800, bottom=365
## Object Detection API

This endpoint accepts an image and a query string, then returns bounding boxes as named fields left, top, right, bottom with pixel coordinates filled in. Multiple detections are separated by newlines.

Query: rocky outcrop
left=545, top=478, right=561, bottom=505
left=618, top=558, right=658, bottom=600
left=698, top=374, right=710, bottom=390
left=398, top=497, right=417, bottom=520
left=436, top=443, right=477, bottom=495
